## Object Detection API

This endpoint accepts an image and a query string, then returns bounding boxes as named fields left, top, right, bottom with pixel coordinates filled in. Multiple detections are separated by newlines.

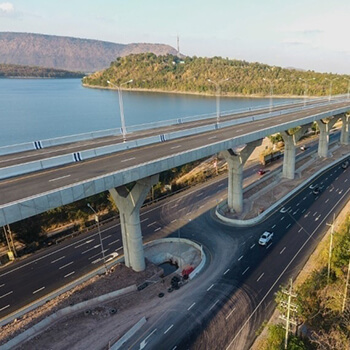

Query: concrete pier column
left=281, top=123, right=311, bottom=179
left=109, top=174, right=159, bottom=272
left=317, top=118, right=338, bottom=157
left=340, top=114, right=350, bottom=145
left=221, top=139, right=262, bottom=213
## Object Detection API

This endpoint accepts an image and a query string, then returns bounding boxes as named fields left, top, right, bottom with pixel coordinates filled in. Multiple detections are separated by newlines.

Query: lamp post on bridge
left=107, top=79, right=133, bottom=142
left=299, top=77, right=315, bottom=107
left=87, top=203, right=107, bottom=273
left=325, top=77, right=338, bottom=102
left=263, top=78, right=282, bottom=113
left=207, top=78, right=230, bottom=125
left=344, top=78, right=350, bottom=100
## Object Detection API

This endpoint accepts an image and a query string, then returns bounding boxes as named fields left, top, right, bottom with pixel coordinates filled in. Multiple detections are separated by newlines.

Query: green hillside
left=0, top=63, right=84, bottom=78
left=83, top=53, right=350, bottom=97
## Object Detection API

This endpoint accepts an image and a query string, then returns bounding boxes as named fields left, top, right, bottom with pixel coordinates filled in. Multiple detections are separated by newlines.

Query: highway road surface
left=0, top=99, right=349, bottom=209
left=122, top=159, right=350, bottom=350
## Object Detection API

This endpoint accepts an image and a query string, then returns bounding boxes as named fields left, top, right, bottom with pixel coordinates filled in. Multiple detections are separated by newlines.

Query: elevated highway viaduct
left=0, top=98, right=349, bottom=271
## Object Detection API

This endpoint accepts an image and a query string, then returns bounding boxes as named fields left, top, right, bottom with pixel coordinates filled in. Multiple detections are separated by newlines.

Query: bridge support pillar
left=317, top=117, right=338, bottom=157
left=340, top=114, right=350, bottom=145
left=221, top=139, right=262, bottom=213
left=109, top=174, right=159, bottom=272
left=281, top=123, right=311, bottom=180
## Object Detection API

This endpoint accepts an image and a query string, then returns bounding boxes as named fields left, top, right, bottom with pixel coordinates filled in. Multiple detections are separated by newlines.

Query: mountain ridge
left=0, top=32, right=179, bottom=72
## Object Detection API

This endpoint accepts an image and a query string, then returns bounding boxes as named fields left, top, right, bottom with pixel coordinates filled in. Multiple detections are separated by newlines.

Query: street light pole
left=299, top=78, right=315, bottom=107
left=325, top=78, right=338, bottom=102
left=344, top=78, right=350, bottom=100
left=263, top=78, right=274, bottom=113
left=107, top=79, right=133, bottom=142
left=87, top=203, right=107, bottom=273
left=208, top=78, right=229, bottom=124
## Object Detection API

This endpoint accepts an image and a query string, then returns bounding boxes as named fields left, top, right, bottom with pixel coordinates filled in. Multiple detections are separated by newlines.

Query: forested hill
left=0, top=32, right=179, bottom=72
left=0, top=64, right=84, bottom=78
left=83, top=54, right=350, bottom=97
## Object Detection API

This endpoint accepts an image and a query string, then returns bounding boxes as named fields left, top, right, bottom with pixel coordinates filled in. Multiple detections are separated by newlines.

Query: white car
left=259, top=231, right=274, bottom=246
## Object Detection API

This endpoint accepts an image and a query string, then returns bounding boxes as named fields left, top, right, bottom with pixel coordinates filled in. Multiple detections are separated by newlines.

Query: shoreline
left=82, top=83, right=307, bottom=99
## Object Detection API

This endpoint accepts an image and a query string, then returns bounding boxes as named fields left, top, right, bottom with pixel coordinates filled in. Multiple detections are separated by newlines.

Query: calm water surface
left=0, top=79, right=296, bottom=147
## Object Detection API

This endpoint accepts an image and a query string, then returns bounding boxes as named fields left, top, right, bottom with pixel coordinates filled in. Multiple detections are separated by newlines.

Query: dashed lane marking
left=164, top=324, right=174, bottom=334
left=64, top=271, right=75, bottom=278
left=33, top=286, right=45, bottom=294
left=0, top=291, right=13, bottom=299
left=257, top=273, right=264, bottom=282
left=280, top=247, right=286, bottom=254
left=209, top=300, right=219, bottom=311
left=187, top=302, right=196, bottom=311
left=207, top=284, right=214, bottom=291
left=51, top=256, right=65, bottom=264
left=242, top=267, right=250, bottom=275
left=224, top=269, right=230, bottom=275
left=238, top=255, right=244, bottom=261
left=225, top=307, right=236, bottom=320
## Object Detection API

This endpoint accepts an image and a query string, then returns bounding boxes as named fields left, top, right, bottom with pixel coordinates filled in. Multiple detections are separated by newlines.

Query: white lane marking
left=304, top=211, right=310, bottom=218
left=272, top=224, right=276, bottom=229
left=91, top=258, right=102, bottom=264
left=171, top=204, right=178, bottom=208
left=0, top=291, right=13, bottom=299
left=293, top=209, right=299, bottom=215
left=280, top=216, right=285, bottom=221
left=187, top=302, right=196, bottom=311
left=108, top=239, right=120, bottom=246
left=325, top=199, right=329, bottom=204
left=280, top=247, right=286, bottom=254
left=250, top=244, right=255, bottom=249
left=51, top=256, right=65, bottom=264
left=303, top=196, right=307, bottom=200
left=0, top=305, right=10, bottom=312
left=301, top=209, right=306, bottom=214
left=225, top=185, right=350, bottom=349
left=102, top=235, right=111, bottom=241
left=235, top=129, right=243, bottom=133
left=196, top=192, right=204, bottom=197
left=218, top=183, right=224, bottom=187
left=171, top=145, right=181, bottom=149
left=225, top=307, right=236, bottom=320
left=33, top=286, right=45, bottom=294
left=257, top=273, right=264, bottom=282
left=298, top=227, right=303, bottom=233
left=88, top=249, right=108, bottom=260
left=121, top=157, right=136, bottom=163
left=75, top=239, right=94, bottom=248
left=64, top=271, right=75, bottom=278
left=171, top=219, right=177, bottom=223
left=199, top=204, right=205, bottom=209
left=286, top=224, right=291, bottom=229
left=335, top=177, right=339, bottom=180
left=238, top=255, right=244, bottom=261
left=81, top=244, right=100, bottom=254
left=154, top=227, right=161, bottom=232
left=164, top=324, right=174, bottom=334
left=313, top=212, right=317, bottom=217
left=140, top=218, right=149, bottom=223
left=0, top=284, right=4, bottom=288
left=207, top=284, right=214, bottom=291
left=345, top=179, right=348, bottom=183
left=208, top=136, right=217, bottom=140
left=116, top=246, right=123, bottom=251
left=266, top=243, right=272, bottom=249
left=59, top=261, right=74, bottom=270
left=147, top=221, right=157, bottom=227
left=140, top=328, right=157, bottom=349
left=49, top=175, right=71, bottom=182
left=210, top=300, right=219, bottom=311
left=242, top=267, right=250, bottom=275
left=296, top=203, right=300, bottom=207
left=224, top=269, right=230, bottom=275
left=315, top=215, right=321, bottom=221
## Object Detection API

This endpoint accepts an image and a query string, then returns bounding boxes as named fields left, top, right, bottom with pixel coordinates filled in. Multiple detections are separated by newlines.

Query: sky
left=1, top=0, right=350, bottom=74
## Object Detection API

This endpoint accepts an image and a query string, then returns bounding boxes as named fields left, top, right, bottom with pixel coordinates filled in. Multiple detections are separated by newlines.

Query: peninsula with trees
left=83, top=53, right=350, bottom=97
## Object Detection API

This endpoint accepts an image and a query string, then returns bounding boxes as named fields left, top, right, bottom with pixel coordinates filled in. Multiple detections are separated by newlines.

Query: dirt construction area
left=0, top=261, right=193, bottom=350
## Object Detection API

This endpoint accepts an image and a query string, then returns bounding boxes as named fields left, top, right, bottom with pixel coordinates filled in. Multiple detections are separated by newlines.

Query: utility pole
left=177, top=34, right=180, bottom=56
left=342, top=249, right=350, bottom=313
left=2, top=225, right=16, bottom=259
left=326, top=214, right=335, bottom=283
left=279, top=278, right=298, bottom=350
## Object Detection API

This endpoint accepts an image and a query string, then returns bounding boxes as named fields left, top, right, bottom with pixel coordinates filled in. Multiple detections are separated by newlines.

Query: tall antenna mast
left=177, top=35, right=180, bottom=56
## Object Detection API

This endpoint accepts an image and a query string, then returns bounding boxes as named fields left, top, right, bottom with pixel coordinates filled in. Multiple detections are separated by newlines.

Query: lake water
left=0, top=79, right=297, bottom=147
